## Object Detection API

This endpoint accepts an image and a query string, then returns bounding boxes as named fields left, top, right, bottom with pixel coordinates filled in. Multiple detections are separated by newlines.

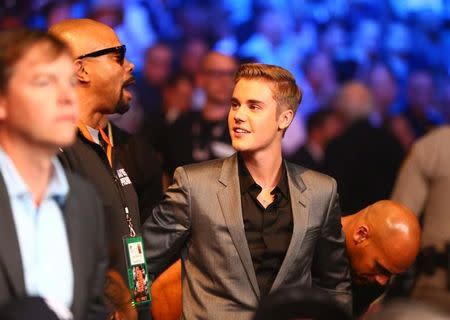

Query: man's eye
left=33, top=78, right=50, bottom=86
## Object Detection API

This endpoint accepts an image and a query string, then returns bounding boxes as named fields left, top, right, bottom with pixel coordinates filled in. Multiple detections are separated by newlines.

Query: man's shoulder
left=178, top=157, right=226, bottom=176
left=59, top=132, right=108, bottom=172
left=60, top=133, right=96, bottom=159
left=285, top=160, right=336, bottom=188
left=64, top=170, right=99, bottom=198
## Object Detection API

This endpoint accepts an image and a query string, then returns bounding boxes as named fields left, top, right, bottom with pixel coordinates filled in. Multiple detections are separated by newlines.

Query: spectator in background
left=177, top=37, right=209, bottom=109
left=400, top=69, right=445, bottom=139
left=113, top=0, right=157, bottom=72
left=383, top=23, right=412, bottom=86
left=161, top=72, right=194, bottom=124
left=136, top=42, right=174, bottom=116
left=324, top=82, right=404, bottom=214
left=141, top=71, right=194, bottom=156
left=239, top=9, right=300, bottom=78
left=391, top=126, right=450, bottom=313
left=300, top=51, right=338, bottom=117
left=366, top=62, right=415, bottom=151
left=164, top=51, right=237, bottom=175
left=44, top=1, right=73, bottom=27
left=319, top=21, right=348, bottom=58
left=350, top=18, right=381, bottom=74
left=178, top=37, right=209, bottom=78
left=288, top=109, right=343, bottom=172
left=367, top=62, right=399, bottom=127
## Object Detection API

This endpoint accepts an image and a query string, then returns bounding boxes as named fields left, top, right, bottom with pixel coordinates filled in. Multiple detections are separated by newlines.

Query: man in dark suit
left=144, top=63, right=352, bottom=319
left=324, top=82, right=404, bottom=214
left=0, top=29, right=106, bottom=320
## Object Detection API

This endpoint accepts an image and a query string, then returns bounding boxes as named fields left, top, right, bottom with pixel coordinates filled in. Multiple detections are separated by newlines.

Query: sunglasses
left=77, top=45, right=126, bottom=65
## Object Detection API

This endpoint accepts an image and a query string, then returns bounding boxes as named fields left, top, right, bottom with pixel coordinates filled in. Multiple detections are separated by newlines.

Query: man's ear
left=74, top=60, right=90, bottom=83
left=354, top=225, right=369, bottom=245
left=278, top=108, right=294, bottom=130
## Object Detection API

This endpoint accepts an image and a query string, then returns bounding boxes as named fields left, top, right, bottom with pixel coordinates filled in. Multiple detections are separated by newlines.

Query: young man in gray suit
left=144, top=63, right=352, bottom=319
left=0, top=29, right=107, bottom=320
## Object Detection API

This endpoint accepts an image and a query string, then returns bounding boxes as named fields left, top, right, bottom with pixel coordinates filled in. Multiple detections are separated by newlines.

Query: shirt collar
left=237, top=153, right=289, bottom=198
left=0, top=146, right=69, bottom=206
left=86, top=125, right=101, bottom=145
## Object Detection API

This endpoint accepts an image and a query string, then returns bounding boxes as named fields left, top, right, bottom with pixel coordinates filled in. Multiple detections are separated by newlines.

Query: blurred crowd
left=3, top=2, right=447, bottom=151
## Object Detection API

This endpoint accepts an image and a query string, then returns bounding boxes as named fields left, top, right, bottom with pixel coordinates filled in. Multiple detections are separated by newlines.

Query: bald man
left=150, top=200, right=420, bottom=320
left=342, top=200, right=420, bottom=316
left=49, top=19, right=142, bottom=319
left=342, top=200, right=420, bottom=286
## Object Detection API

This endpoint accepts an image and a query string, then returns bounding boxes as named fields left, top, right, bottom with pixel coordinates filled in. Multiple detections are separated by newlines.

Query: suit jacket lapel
left=216, top=154, right=260, bottom=298
left=63, top=176, right=83, bottom=319
left=271, top=161, right=310, bottom=292
left=0, top=173, right=26, bottom=297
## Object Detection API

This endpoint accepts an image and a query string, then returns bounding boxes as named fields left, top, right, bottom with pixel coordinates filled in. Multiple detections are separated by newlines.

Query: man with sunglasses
left=50, top=19, right=144, bottom=320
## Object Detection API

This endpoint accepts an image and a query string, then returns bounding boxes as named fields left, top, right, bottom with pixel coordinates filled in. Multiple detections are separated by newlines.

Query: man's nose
left=233, top=107, right=247, bottom=122
left=58, top=83, right=77, bottom=106
left=124, top=58, right=135, bottom=73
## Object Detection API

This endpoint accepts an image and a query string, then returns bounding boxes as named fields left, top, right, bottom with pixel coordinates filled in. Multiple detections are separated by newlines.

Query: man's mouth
left=233, top=127, right=250, bottom=134
left=123, top=77, right=135, bottom=88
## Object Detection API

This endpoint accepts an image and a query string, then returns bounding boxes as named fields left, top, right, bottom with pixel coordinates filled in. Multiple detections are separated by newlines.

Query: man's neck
left=241, top=149, right=283, bottom=189
left=78, top=94, right=107, bottom=128
left=202, top=101, right=228, bottom=122
left=0, top=135, right=54, bottom=205
left=78, top=107, right=104, bottom=128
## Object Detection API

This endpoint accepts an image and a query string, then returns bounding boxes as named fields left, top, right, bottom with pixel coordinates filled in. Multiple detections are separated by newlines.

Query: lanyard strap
left=78, top=122, right=113, bottom=167
left=77, top=122, right=135, bottom=236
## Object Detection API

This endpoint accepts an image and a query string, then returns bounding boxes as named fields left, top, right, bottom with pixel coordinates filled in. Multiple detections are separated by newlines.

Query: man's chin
left=115, top=102, right=130, bottom=115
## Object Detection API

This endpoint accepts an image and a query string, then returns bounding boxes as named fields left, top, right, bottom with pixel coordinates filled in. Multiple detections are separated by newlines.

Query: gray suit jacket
left=0, top=171, right=107, bottom=320
left=144, top=153, right=351, bottom=319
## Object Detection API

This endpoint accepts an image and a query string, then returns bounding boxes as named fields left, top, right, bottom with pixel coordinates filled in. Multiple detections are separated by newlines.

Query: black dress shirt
left=238, top=156, right=293, bottom=297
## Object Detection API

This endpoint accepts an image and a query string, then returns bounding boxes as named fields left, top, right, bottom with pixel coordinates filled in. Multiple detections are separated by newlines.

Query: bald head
left=342, top=200, right=421, bottom=285
left=49, top=18, right=120, bottom=58
left=49, top=19, right=135, bottom=126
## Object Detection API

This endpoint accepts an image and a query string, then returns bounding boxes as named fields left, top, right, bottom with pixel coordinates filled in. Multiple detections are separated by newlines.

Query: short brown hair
left=234, top=63, right=302, bottom=115
left=0, top=28, right=70, bottom=93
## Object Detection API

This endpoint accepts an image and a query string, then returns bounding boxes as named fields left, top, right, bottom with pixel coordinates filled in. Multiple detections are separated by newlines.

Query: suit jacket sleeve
left=143, top=166, right=191, bottom=277
left=391, top=136, right=432, bottom=215
left=86, top=186, right=109, bottom=320
left=312, top=178, right=352, bottom=315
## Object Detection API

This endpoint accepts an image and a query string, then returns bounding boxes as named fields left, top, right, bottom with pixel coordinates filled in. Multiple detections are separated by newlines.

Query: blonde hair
left=235, top=63, right=302, bottom=115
